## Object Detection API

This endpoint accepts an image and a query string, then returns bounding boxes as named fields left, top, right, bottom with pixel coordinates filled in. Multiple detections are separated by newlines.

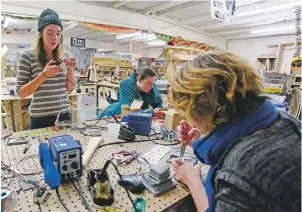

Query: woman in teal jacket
left=98, top=67, right=163, bottom=118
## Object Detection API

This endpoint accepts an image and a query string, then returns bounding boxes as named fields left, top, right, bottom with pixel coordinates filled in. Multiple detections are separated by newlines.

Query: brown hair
left=169, top=51, right=267, bottom=134
left=34, top=29, right=64, bottom=67
left=135, top=67, right=156, bottom=80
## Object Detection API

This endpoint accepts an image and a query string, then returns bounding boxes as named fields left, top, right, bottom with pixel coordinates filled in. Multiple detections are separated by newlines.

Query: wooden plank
left=276, top=44, right=284, bottom=74
left=69, top=95, right=78, bottom=123
left=10, top=100, right=23, bottom=132
left=257, top=56, right=277, bottom=59
left=82, top=136, right=103, bottom=168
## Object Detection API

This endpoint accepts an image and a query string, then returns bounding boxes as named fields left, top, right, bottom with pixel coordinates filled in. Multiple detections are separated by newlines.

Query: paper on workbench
left=142, top=145, right=171, bottom=165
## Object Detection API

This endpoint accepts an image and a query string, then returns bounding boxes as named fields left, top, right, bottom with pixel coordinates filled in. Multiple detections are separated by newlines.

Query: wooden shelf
left=257, top=56, right=277, bottom=59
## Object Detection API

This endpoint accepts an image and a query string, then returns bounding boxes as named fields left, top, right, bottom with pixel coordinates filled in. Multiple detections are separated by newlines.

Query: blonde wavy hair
left=169, top=51, right=266, bottom=134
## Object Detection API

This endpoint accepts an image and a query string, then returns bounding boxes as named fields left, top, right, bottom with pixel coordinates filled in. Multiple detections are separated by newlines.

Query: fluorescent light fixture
left=135, top=34, right=157, bottom=41
left=250, top=26, right=294, bottom=34
left=3, top=17, right=10, bottom=28
left=97, top=49, right=104, bottom=51
left=147, top=40, right=165, bottom=46
left=116, top=32, right=141, bottom=39
left=236, top=2, right=301, bottom=18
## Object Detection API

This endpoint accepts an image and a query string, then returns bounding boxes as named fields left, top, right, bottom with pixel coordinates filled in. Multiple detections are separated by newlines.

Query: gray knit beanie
left=38, top=8, right=63, bottom=32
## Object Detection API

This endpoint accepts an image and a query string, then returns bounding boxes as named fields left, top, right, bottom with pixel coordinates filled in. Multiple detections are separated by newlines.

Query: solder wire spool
left=114, top=154, right=125, bottom=165
left=1, top=187, right=13, bottom=212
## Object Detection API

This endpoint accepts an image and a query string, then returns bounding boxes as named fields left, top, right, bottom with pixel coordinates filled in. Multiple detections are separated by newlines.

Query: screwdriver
left=179, top=122, right=195, bottom=157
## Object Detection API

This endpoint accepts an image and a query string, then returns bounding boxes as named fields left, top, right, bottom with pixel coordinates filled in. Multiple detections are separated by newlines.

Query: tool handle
left=125, top=153, right=138, bottom=164
left=39, top=143, right=61, bottom=189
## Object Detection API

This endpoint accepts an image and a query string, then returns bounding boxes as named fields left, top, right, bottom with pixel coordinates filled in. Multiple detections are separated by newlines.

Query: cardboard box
left=164, top=109, right=186, bottom=129
left=121, top=99, right=144, bottom=118
left=130, top=99, right=144, bottom=112
left=121, top=104, right=130, bottom=118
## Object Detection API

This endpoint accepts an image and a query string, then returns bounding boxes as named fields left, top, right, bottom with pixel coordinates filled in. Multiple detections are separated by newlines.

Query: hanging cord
left=106, top=161, right=138, bottom=212
left=70, top=178, right=93, bottom=212
left=56, top=188, right=71, bottom=212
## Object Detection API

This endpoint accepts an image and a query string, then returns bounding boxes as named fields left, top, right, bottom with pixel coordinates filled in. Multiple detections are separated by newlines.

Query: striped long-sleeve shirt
left=16, top=50, right=70, bottom=118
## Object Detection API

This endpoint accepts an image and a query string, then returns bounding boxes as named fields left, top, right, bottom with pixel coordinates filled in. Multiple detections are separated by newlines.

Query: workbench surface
left=1, top=120, right=209, bottom=212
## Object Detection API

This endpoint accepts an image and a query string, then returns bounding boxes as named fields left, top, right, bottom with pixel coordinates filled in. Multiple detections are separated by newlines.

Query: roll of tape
left=114, top=154, right=124, bottom=164
left=1, top=187, right=13, bottom=212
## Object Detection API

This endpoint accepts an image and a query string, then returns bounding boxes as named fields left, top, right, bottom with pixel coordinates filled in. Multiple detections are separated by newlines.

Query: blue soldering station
left=128, top=112, right=153, bottom=136
left=39, top=135, right=82, bottom=189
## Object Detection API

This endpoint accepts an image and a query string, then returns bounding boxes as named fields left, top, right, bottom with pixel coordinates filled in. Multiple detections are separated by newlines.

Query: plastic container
left=107, top=123, right=121, bottom=142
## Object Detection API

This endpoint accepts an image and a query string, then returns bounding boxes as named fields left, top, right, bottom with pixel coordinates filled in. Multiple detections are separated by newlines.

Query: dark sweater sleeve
left=214, top=114, right=301, bottom=212
left=214, top=177, right=267, bottom=212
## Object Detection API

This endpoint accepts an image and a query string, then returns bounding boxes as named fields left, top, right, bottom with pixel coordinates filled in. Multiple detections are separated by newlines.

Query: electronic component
left=117, top=175, right=145, bottom=194
left=48, top=135, right=83, bottom=181
left=52, top=59, right=63, bottom=66
left=142, top=173, right=176, bottom=196
left=149, top=162, right=170, bottom=182
left=33, top=187, right=49, bottom=203
left=128, top=112, right=152, bottom=136
left=141, top=162, right=176, bottom=196
left=18, top=176, right=38, bottom=191
left=118, top=124, right=136, bottom=141
left=132, top=197, right=146, bottom=212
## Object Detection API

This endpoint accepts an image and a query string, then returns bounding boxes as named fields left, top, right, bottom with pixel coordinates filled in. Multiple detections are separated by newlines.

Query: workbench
left=1, top=120, right=210, bottom=212
left=1, top=92, right=86, bottom=132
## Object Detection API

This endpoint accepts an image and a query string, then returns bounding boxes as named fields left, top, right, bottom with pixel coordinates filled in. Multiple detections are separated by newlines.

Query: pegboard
left=1, top=120, right=210, bottom=212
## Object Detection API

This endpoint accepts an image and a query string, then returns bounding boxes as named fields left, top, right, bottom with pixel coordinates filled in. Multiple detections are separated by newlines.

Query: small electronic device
left=118, top=124, right=136, bottom=141
left=7, top=136, right=29, bottom=146
left=132, top=197, right=146, bottom=212
left=149, top=162, right=170, bottom=182
left=48, top=135, right=83, bottom=181
left=128, top=112, right=152, bottom=136
left=52, top=59, right=63, bottom=66
left=33, top=187, right=49, bottom=203
left=141, top=162, right=176, bottom=196
left=117, top=175, right=145, bottom=194
left=142, top=173, right=176, bottom=196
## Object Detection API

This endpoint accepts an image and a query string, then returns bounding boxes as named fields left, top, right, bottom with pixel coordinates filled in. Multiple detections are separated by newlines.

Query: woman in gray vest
left=171, top=51, right=301, bottom=212
left=16, top=8, right=76, bottom=129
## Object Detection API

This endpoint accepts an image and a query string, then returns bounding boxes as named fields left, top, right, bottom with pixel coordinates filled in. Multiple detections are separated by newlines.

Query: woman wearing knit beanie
left=16, top=8, right=76, bottom=129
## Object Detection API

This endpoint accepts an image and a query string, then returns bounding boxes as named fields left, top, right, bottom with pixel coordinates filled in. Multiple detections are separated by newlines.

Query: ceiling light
left=116, top=32, right=142, bottom=39
left=3, top=17, right=11, bottom=28
left=236, top=2, right=301, bottom=18
left=97, top=49, right=104, bottom=51
left=135, top=34, right=157, bottom=41
left=147, top=40, right=165, bottom=46
left=250, top=26, right=294, bottom=34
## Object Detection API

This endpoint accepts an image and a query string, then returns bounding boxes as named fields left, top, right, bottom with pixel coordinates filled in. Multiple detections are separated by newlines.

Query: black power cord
left=56, top=188, right=71, bottom=212
left=37, top=201, right=42, bottom=212
left=106, top=161, right=138, bottom=212
left=83, top=110, right=119, bottom=127
left=70, top=178, right=93, bottom=212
